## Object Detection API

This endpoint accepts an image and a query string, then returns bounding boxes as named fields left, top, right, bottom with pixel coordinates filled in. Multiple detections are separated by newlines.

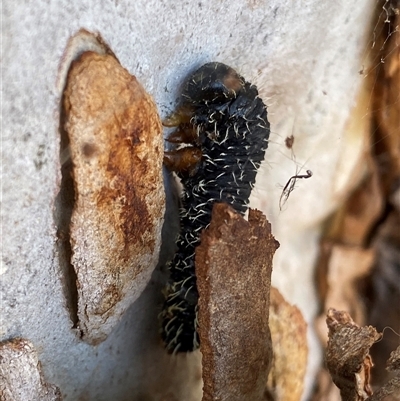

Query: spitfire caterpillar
left=160, top=62, right=271, bottom=353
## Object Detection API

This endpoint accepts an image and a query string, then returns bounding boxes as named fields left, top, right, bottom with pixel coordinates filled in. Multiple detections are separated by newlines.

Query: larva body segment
left=161, top=62, right=270, bottom=353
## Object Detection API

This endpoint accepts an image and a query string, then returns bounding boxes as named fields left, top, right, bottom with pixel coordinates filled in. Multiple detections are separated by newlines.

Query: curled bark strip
left=326, top=309, right=382, bottom=401
left=196, top=204, right=279, bottom=401
left=387, top=346, right=400, bottom=373
left=366, top=346, right=400, bottom=401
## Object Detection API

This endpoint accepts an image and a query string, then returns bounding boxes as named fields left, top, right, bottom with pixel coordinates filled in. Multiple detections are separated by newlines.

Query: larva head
left=183, top=62, right=245, bottom=106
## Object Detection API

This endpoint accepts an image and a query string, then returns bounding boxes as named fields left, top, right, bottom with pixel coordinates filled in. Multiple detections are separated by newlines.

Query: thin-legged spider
left=279, top=169, right=313, bottom=210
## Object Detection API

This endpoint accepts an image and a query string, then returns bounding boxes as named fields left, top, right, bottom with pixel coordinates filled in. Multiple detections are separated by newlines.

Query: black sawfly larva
left=160, top=62, right=271, bottom=353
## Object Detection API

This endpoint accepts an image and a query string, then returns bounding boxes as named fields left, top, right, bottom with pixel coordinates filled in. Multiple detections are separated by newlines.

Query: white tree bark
left=0, top=339, right=62, bottom=401
left=2, top=1, right=376, bottom=400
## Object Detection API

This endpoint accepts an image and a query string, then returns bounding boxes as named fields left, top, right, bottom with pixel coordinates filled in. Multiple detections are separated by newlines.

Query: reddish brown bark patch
left=62, top=51, right=164, bottom=343
left=196, top=204, right=279, bottom=401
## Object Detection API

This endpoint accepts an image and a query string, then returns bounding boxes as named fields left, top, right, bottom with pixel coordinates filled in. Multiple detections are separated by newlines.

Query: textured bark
left=62, top=50, right=165, bottom=343
left=267, top=287, right=308, bottom=401
left=196, top=204, right=279, bottom=401
left=325, top=309, right=381, bottom=401
left=366, top=2, right=400, bottom=390
left=0, top=339, right=62, bottom=401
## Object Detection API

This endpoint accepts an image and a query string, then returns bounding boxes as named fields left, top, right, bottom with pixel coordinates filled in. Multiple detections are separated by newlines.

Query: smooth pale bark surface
left=2, top=1, right=376, bottom=400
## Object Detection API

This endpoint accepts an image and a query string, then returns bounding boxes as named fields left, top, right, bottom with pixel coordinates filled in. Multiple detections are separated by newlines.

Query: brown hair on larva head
left=222, top=68, right=244, bottom=95
left=184, top=62, right=245, bottom=105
